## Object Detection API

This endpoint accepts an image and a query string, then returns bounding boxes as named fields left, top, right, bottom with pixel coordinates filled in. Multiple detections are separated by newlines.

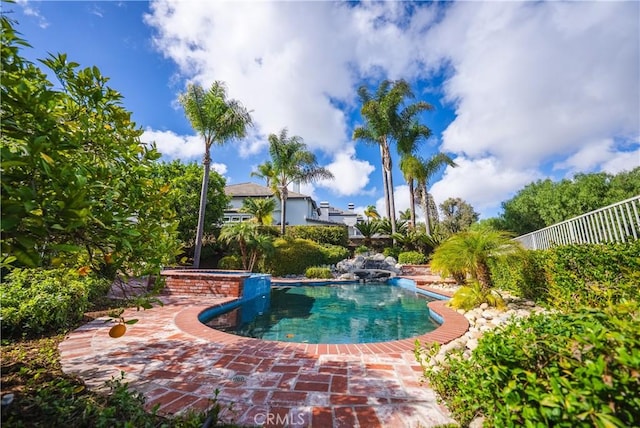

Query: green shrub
left=1, top=268, right=111, bottom=337
left=319, top=244, right=350, bottom=265
left=285, top=225, right=348, bottom=246
left=355, top=245, right=369, bottom=254
left=217, top=255, right=242, bottom=270
left=383, top=247, right=401, bottom=259
left=490, top=241, right=640, bottom=309
left=417, top=302, right=640, bottom=427
left=398, top=251, right=426, bottom=264
left=305, top=266, right=333, bottom=279
left=488, top=250, right=546, bottom=299
left=261, top=238, right=325, bottom=276
left=540, top=242, right=640, bottom=311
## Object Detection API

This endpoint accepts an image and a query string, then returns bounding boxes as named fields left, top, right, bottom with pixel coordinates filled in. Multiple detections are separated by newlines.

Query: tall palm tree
left=240, top=197, right=276, bottom=225
left=353, top=79, right=432, bottom=236
left=399, top=154, right=423, bottom=229
left=179, top=82, right=252, bottom=268
left=260, top=128, right=334, bottom=235
left=415, top=153, right=457, bottom=235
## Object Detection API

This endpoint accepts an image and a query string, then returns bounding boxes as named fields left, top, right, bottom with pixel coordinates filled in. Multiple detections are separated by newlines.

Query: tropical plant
left=1, top=17, right=179, bottom=275
left=305, top=266, right=333, bottom=279
left=218, top=222, right=274, bottom=271
left=354, top=220, right=381, bottom=247
left=240, top=197, right=277, bottom=225
left=179, top=82, right=252, bottom=267
left=448, top=281, right=505, bottom=310
left=414, top=153, right=457, bottom=235
left=260, top=128, right=334, bottom=235
left=250, top=161, right=275, bottom=187
left=353, top=79, right=432, bottom=236
left=363, top=205, right=380, bottom=220
left=430, top=226, right=524, bottom=292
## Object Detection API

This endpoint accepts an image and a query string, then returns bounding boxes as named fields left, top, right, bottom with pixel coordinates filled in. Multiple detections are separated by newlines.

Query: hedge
left=261, top=238, right=349, bottom=276
left=285, top=225, right=348, bottom=247
left=489, top=241, right=640, bottom=310
left=1, top=268, right=111, bottom=337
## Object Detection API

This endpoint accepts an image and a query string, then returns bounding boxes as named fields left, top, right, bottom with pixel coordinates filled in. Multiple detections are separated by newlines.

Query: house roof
left=224, top=182, right=309, bottom=199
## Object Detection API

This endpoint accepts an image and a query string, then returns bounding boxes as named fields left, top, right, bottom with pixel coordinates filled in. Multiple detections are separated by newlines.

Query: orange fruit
left=109, top=323, right=126, bottom=338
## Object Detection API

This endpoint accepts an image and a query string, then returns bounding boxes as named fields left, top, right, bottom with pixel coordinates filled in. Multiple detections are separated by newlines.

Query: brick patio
left=59, top=283, right=466, bottom=427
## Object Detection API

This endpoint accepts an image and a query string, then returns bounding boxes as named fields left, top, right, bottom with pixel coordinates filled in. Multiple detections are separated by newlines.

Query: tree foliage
left=151, top=160, right=228, bottom=245
left=499, top=168, right=640, bottom=235
left=439, top=197, right=479, bottom=235
left=1, top=16, right=179, bottom=275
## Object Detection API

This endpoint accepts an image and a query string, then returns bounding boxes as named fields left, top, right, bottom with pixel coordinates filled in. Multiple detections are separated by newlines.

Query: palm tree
left=363, top=205, right=380, bottom=220
left=353, top=79, right=432, bottom=236
left=240, top=197, right=276, bottom=225
left=219, top=222, right=274, bottom=271
left=179, top=82, right=252, bottom=268
left=250, top=161, right=275, bottom=187
left=260, top=128, right=334, bottom=235
left=399, top=154, right=423, bottom=229
left=354, top=220, right=381, bottom=247
left=415, top=153, right=457, bottom=235
left=430, top=226, right=524, bottom=292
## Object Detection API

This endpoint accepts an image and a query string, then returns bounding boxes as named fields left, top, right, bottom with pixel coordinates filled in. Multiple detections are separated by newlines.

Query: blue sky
left=9, top=1, right=640, bottom=220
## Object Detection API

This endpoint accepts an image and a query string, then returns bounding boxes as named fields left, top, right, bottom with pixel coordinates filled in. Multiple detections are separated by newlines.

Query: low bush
left=398, top=251, right=426, bottom=265
left=285, top=225, right=348, bottom=246
left=320, top=244, right=350, bottom=265
left=217, top=255, right=242, bottom=270
left=383, top=247, right=401, bottom=259
left=1, top=268, right=112, bottom=337
left=417, top=302, right=640, bottom=427
left=305, top=266, right=333, bottom=279
left=355, top=245, right=369, bottom=254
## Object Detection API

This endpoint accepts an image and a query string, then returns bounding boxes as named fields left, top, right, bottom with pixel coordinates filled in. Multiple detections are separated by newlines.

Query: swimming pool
left=200, top=283, right=438, bottom=344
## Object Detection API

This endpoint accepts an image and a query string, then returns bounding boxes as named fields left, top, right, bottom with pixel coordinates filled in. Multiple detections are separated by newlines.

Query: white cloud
left=141, top=128, right=202, bottom=159
left=210, top=163, right=227, bottom=176
left=554, top=139, right=640, bottom=175
left=318, top=150, right=376, bottom=197
left=144, top=1, right=639, bottom=214
left=430, top=157, right=541, bottom=218
left=16, top=0, right=49, bottom=28
left=425, top=1, right=639, bottom=168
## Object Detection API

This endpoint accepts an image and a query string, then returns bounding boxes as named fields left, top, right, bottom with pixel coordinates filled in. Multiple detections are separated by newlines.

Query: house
left=223, top=182, right=363, bottom=236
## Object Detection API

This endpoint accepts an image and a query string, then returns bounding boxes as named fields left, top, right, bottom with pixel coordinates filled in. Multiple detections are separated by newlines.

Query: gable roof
left=224, top=182, right=309, bottom=199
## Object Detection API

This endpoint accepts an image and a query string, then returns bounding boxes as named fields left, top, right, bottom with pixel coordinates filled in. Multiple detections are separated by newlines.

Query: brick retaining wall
left=160, top=269, right=249, bottom=297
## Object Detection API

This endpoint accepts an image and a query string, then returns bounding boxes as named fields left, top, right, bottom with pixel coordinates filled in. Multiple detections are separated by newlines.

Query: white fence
left=514, top=195, right=640, bottom=250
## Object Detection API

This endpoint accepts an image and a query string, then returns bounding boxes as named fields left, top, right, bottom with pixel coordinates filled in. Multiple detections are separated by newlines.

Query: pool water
left=201, top=283, right=438, bottom=344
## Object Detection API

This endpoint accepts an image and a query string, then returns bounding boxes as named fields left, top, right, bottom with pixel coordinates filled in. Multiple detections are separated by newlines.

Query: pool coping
left=174, top=282, right=468, bottom=355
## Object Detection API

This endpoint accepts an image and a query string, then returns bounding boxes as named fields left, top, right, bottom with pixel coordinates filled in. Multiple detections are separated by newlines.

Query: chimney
left=320, top=201, right=330, bottom=220
left=292, top=181, right=300, bottom=193
left=348, top=203, right=355, bottom=212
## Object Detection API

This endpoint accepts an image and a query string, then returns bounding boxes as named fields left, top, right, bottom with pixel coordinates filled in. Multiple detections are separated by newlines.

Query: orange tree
left=1, top=16, right=180, bottom=277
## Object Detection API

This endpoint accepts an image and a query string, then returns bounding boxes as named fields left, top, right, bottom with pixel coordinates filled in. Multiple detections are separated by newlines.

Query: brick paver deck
left=59, top=283, right=466, bottom=427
